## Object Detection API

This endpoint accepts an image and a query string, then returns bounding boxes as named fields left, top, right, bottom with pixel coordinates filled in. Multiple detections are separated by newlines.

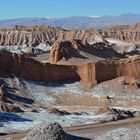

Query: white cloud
left=90, top=15, right=101, bottom=18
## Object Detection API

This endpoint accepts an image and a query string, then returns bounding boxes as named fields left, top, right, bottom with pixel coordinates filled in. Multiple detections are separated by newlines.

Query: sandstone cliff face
left=0, top=23, right=140, bottom=49
left=95, top=57, right=140, bottom=83
left=49, top=40, right=74, bottom=63
left=49, top=39, right=88, bottom=63
left=101, top=23, right=140, bottom=43
left=49, top=39, right=123, bottom=64
left=77, top=63, right=97, bottom=87
left=0, top=51, right=140, bottom=88
left=78, top=57, right=140, bottom=87
left=0, top=52, right=80, bottom=82
left=0, top=25, right=100, bottom=48
left=0, top=85, right=4, bottom=100
left=0, top=25, right=64, bottom=47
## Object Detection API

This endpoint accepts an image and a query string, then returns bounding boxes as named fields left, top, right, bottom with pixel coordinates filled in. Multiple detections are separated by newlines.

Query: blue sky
left=0, top=0, right=140, bottom=19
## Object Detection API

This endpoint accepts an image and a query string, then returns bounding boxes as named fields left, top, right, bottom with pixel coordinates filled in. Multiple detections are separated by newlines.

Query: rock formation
left=0, top=103, right=24, bottom=112
left=0, top=23, right=140, bottom=50
left=0, top=24, right=140, bottom=88
left=101, top=23, right=140, bottom=43
left=49, top=39, right=123, bottom=64
left=23, top=122, right=90, bottom=140
left=0, top=83, right=24, bottom=113
left=49, top=39, right=88, bottom=63
left=45, top=107, right=71, bottom=116
left=77, top=63, right=97, bottom=87
left=0, top=25, right=65, bottom=47
left=78, top=56, right=140, bottom=87
left=0, top=51, right=140, bottom=88
left=0, top=85, right=4, bottom=100
left=23, top=122, right=66, bottom=140
left=0, top=52, right=80, bottom=82
left=0, top=21, right=140, bottom=140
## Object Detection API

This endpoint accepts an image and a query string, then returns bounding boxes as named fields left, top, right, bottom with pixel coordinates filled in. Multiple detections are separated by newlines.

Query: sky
left=0, top=0, right=140, bottom=19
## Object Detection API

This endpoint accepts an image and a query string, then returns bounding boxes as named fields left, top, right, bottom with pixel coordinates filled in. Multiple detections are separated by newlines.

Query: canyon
left=0, top=23, right=140, bottom=48
left=0, top=51, right=140, bottom=88
left=0, top=23, right=140, bottom=140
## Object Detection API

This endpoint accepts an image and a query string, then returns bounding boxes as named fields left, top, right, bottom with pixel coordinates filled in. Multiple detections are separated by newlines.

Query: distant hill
left=0, top=13, right=140, bottom=29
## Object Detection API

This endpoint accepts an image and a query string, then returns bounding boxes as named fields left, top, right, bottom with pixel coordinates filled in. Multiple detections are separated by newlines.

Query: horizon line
left=0, top=13, right=140, bottom=20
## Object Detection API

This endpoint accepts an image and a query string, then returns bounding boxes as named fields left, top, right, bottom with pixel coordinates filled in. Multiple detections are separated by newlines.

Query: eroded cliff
left=0, top=52, right=80, bottom=82
left=0, top=51, right=140, bottom=88
left=101, top=23, right=140, bottom=43
left=78, top=56, right=140, bottom=87
left=0, top=23, right=140, bottom=50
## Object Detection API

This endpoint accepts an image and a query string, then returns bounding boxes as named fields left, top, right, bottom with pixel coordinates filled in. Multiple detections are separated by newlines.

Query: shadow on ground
left=0, top=112, right=32, bottom=127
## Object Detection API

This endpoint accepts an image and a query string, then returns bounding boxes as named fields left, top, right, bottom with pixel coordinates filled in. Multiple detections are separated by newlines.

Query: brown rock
left=101, top=23, right=140, bottom=43
left=0, top=52, right=80, bottom=82
left=95, top=107, right=110, bottom=115
left=49, top=41, right=71, bottom=63
left=0, top=85, right=4, bottom=100
left=0, top=103, right=24, bottom=112
left=45, top=107, right=71, bottom=116
left=78, top=56, right=140, bottom=87
left=77, top=63, right=97, bottom=87
left=0, top=22, right=140, bottom=49
left=0, top=25, right=65, bottom=46
left=0, top=51, right=140, bottom=88
left=49, top=40, right=85, bottom=63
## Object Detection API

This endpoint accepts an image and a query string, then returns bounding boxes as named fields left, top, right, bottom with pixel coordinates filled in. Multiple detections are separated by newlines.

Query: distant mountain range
left=0, top=13, right=140, bottom=29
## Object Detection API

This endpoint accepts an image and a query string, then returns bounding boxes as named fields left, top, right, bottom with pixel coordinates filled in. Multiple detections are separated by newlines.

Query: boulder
left=23, top=122, right=90, bottom=140
left=24, top=122, right=65, bottom=140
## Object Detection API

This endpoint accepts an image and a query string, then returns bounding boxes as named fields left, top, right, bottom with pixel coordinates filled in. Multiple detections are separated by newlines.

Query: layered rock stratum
left=0, top=23, right=140, bottom=139
left=0, top=51, right=140, bottom=87
left=102, top=23, right=140, bottom=43
left=0, top=23, right=140, bottom=49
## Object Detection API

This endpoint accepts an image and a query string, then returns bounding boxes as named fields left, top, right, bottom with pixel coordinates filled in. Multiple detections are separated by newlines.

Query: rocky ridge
left=0, top=51, right=140, bottom=88
left=0, top=23, right=140, bottom=139
left=0, top=23, right=140, bottom=50
left=101, top=23, right=140, bottom=43
left=49, top=39, right=124, bottom=64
